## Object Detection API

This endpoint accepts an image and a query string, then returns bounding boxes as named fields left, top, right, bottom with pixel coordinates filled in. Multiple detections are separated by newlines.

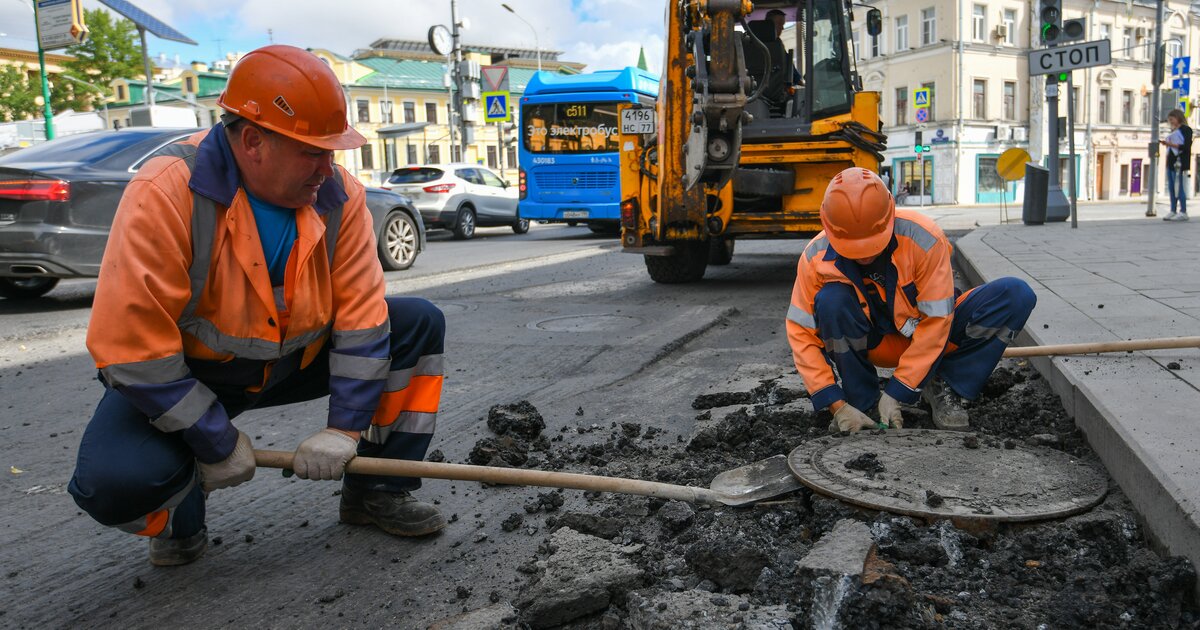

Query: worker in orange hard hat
left=786, top=167, right=1036, bottom=432
left=69, top=45, right=446, bottom=567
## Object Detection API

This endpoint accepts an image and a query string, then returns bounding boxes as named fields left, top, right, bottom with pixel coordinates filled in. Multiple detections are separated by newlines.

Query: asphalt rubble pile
left=435, top=362, right=1199, bottom=629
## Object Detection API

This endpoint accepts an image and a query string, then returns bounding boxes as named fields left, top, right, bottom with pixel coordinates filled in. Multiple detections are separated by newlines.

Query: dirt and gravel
left=433, top=360, right=1199, bottom=629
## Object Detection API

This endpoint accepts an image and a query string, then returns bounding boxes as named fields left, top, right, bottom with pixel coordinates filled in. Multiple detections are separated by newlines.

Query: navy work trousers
left=812, top=277, right=1036, bottom=412
left=68, top=297, right=444, bottom=540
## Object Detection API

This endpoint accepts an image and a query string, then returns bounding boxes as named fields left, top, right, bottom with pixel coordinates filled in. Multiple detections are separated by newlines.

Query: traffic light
left=1058, top=18, right=1086, bottom=43
left=914, top=130, right=923, bottom=153
left=1039, top=0, right=1061, bottom=44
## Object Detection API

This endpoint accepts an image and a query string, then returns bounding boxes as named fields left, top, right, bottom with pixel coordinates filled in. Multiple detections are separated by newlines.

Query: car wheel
left=511, top=217, right=530, bottom=234
left=453, top=206, right=476, bottom=240
left=378, top=211, right=419, bottom=271
left=0, top=276, right=60, bottom=299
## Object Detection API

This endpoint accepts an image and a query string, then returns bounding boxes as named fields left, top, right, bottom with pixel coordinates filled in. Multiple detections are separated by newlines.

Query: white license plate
left=621, top=108, right=655, bottom=134
left=562, top=210, right=589, bottom=219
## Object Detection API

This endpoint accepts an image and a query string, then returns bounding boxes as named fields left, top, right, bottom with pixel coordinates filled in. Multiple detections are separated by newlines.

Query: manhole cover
left=788, top=429, right=1107, bottom=522
left=528, top=314, right=641, bottom=332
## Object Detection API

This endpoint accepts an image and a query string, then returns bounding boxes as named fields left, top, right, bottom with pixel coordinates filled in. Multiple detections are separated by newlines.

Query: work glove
left=832, top=403, right=877, bottom=433
left=198, top=431, right=256, bottom=493
left=292, top=428, right=359, bottom=481
left=877, top=392, right=904, bottom=429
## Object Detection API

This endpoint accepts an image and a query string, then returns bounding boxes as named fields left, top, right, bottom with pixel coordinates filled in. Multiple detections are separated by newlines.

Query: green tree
left=60, top=8, right=144, bottom=109
left=0, top=64, right=40, bottom=122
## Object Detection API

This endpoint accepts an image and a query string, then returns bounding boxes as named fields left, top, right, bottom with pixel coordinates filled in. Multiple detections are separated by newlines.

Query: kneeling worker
left=69, top=45, right=445, bottom=566
left=786, top=167, right=1035, bottom=432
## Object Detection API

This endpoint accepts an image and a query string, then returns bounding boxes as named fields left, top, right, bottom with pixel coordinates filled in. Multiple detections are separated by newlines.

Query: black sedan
left=0, top=129, right=424, bottom=298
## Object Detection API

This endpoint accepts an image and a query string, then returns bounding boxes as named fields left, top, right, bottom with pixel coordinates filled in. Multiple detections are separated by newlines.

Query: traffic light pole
left=1146, top=0, right=1166, bottom=217
left=1045, top=76, right=1071, bottom=220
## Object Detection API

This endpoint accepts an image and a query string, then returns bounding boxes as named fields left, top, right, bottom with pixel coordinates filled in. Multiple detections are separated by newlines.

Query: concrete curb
left=954, top=225, right=1200, bottom=583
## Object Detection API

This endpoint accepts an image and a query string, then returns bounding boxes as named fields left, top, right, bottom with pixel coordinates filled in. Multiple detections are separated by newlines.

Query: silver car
left=382, top=164, right=526, bottom=240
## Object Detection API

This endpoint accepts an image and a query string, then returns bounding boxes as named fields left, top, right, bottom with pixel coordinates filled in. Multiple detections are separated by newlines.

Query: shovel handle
left=254, top=450, right=728, bottom=505
left=1003, top=336, right=1200, bottom=358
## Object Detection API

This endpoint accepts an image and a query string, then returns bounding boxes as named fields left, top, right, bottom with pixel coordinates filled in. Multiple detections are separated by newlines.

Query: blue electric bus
left=518, top=67, right=659, bottom=232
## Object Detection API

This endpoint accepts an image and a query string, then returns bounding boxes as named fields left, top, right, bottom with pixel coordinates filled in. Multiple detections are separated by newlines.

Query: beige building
left=853, top=0, right=1200, bottom=204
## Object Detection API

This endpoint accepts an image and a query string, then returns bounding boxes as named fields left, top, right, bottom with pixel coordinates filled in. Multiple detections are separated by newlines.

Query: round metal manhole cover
left=528, top=314, right=641, bottom=332
left=788, top=429, right=1107, bottom=522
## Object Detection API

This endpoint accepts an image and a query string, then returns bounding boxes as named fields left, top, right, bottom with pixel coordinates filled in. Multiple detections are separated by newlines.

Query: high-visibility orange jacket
left=786, top=210, right=956, bottom=409
left=87, top=126, right=390, bottom=463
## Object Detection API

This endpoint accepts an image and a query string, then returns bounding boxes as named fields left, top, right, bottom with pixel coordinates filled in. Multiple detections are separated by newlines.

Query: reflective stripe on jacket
left=87, top=126, right=390, bottom=463
left=785, top=210, right=956, bottom=408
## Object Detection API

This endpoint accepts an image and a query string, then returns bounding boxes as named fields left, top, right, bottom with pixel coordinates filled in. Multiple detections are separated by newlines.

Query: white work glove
left=877, top=393, right=904, bottom=429
left=292, top=428, right=359, bottom=480
left=833, top=403, right=877, bottom=433
left=198, top=431, right=256, bottom=492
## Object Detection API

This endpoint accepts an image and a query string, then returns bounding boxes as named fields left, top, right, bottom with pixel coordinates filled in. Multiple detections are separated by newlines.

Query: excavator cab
left=619, top=0, right=887, bottom=283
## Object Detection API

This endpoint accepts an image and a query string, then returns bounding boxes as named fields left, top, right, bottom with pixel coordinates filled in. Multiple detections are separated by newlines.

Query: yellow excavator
left=618, top=0, right=886, bottom=282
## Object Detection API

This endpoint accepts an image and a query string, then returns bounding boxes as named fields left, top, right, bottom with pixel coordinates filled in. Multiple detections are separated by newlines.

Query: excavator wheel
left=708, top=236, right=735, bottom=265
left=644, top=241, right=708, bottom=283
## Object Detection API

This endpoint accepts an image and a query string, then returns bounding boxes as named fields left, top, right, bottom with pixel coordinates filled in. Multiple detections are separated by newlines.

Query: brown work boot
left=339, top=485, right=446, bottom=537
left=149, top=527, right=208, bottom=567
left=922, top=379, right=971, bottom=430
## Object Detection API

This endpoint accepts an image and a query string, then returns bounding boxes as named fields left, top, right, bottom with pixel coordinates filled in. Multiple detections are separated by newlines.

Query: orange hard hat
left=217, top=45, right=364, bottom=151
left=820, top=167, right=895, bottom=259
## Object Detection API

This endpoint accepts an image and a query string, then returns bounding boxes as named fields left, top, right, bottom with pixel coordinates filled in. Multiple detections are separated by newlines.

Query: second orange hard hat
left=217, top=45, right=365, bottom=151
left=820, top=167, right=895, bottom=259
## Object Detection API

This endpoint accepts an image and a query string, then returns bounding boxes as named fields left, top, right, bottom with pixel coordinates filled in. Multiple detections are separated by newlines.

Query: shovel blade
left=708, top=454, right=803, bottom=506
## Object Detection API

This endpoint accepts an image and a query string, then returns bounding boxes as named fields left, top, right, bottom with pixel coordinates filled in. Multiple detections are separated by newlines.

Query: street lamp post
left=501, top=3, right=541, bottom=71
left=7, top=0, right=54, bottom=139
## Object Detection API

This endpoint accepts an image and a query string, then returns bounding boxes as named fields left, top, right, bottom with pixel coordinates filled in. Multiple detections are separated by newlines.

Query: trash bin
left=1022, top=164, right=1048, bottom=225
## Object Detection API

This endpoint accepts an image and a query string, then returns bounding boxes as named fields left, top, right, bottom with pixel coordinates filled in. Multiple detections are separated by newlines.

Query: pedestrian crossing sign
left=483, top=91, right=511, bottom=122
left=913, top=88, right=930, bottom=108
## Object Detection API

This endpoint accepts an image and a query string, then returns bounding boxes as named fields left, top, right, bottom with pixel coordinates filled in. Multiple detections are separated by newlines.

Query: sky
left=0, top=0, right=665, bottom=74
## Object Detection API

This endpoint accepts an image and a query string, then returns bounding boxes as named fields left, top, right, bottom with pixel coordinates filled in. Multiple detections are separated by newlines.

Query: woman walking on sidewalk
left=1161, top=108, right=1192, bottom=221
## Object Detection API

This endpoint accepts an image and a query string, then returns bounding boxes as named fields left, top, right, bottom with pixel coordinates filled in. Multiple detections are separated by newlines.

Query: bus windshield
left=521, top=102, right=621, bottom=154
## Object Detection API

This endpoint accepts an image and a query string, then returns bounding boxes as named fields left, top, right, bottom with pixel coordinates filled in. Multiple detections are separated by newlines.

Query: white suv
left=383, top=164, right=526, bottom=239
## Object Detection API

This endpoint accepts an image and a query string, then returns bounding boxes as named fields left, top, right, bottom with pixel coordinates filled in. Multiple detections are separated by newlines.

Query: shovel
left=1003, top=336, right=1200, bottom=357
left=254, top=450, right=802, bottom=507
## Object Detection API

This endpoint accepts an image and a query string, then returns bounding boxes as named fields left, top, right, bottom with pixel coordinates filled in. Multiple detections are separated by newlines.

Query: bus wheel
left=512, top=218, right=530, bottom=234
left=644, top=241, right=708, bottom=284
left=567, top=221, right=579, bottom=227
left=708, top=236, right=735, bottom=265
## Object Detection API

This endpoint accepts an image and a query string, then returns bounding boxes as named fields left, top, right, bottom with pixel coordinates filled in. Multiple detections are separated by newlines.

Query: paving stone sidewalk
left=955, top=218, right=1200, bottom=581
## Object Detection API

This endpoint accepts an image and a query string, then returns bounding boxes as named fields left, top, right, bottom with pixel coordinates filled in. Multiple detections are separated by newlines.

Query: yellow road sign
left=997, top=147, right=1032, bottom=181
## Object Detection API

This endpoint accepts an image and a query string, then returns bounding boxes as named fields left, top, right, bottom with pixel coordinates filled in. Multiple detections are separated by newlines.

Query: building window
left=978, top=157, right=1005, bottom=193
left=426, top=102, right=439, bottom=124
left=357, top=99, right=370, bottom=123
left=895, top=16, right=909, bottom=51
left=1121, top=90, right=1133, bottom=125
left=403, top=101, right=416, bottom=124
left=973, top=80, right=986, bottom=119
left=1002, top=81, right=1016, bottom=120
left=117, top=84, right=126, bottom=101
left=920, top=8, right=936, bottom=46
left=1142, top=93, right=1151, bottom=125
left=972, top=5, right=987, bottom=42
left=1003, top=10, right=1016, bottom=45
left=506, top=145, right=517, bottom=170
left=852, top=29, right=861, bottom=60
left=487, top=145, right=498, bottom=169
left=381, top=100, right=394, bottom=124
left=871, top=27, right=882, bottom=56
left=360, top=144, right=374, bottom=170
left=1123, top=28, right=1133, bottom=58
left=1072, top=86, right=1080, bottom=119
left=428, top=144, right=441, bottom=164
left=450, top=145, right=462, bottom=162
left=1099, top=88, right=1110, bottom=123
left=921, top=82, right=935, bottom=121
left=1099, top=23, right=1110, bottom=43
left=1168, top=35, right=1183, bottom=61
left=185, top=76, right=195, bottom=92
left=406, top=144, right=418, bottom=165
left=895, top=87, right=908, bottom=125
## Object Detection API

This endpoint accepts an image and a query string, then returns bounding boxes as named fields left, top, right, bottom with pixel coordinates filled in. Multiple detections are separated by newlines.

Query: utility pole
left=451, top=0, right=467, bottom=161
left=1146, top=0, right=1166, bottom=217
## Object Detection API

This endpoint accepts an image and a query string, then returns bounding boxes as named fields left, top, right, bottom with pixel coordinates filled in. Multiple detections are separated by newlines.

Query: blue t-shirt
left=246, top=191, right=297, bottom=286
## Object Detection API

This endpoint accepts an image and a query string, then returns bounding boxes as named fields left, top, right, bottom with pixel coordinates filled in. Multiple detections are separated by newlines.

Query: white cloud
left=0, top=0, right=665, bottom=74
